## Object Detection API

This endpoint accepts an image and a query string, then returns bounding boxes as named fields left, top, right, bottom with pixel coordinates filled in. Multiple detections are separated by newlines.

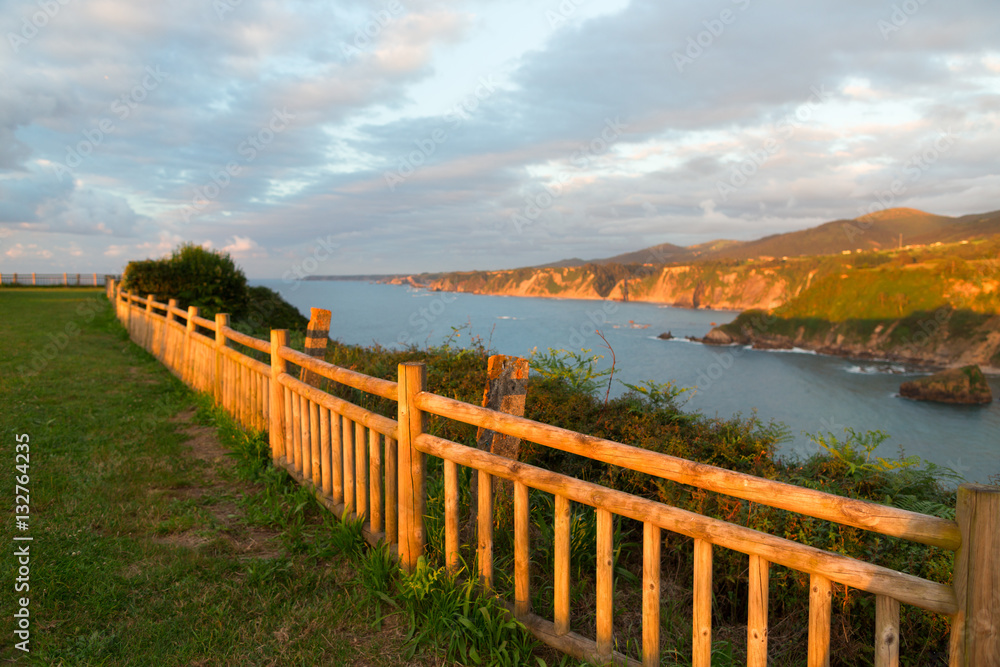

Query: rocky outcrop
left=899, top=365, right=993, bottom=404
left=700, top=309, right=1000, bottom=369
left=701, top=328, right=738, bottom=346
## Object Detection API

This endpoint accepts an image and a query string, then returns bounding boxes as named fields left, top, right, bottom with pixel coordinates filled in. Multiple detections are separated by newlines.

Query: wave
left=845, top=363, right=913, bottom=375
left=765, top=347, right=818, bottom=355
left=649, top=336, right=700, bottom=344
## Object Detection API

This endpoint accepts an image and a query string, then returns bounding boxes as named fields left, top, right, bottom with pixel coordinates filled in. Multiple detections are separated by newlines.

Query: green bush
left=122, top=243, right=248, bottom=318
left=122, top=244, right=307, bottom=332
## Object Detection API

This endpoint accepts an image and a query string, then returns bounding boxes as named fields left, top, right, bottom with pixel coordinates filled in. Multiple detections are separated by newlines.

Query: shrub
left=122, top=244, right=307, bottom=332
left=122, top=243, right=248, bottom=319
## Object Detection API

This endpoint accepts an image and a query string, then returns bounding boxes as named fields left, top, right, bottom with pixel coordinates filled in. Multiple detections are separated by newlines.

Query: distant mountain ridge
left=535, top=207, right=1000, bottom=268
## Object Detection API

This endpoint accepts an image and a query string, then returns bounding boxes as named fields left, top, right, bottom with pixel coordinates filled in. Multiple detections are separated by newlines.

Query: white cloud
left=0, top=0, right=997, bottom=275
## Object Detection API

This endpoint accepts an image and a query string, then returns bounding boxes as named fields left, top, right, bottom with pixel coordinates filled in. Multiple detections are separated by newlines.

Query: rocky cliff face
left=424, top=261, right=824, bottom=311
left=706, top=310, right=1000, bottom=370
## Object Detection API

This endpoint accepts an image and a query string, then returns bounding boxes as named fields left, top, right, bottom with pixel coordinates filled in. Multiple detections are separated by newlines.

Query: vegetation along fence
left=108, top=280, right=998, bottom=667
left=1, top=272, right=117, bottom=286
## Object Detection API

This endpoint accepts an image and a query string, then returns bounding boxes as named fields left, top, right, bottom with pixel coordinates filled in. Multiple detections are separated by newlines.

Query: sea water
left=255, top=279, right=999, bottom=484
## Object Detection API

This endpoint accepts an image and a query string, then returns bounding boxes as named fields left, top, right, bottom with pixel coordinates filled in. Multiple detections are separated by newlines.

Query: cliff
left=705, top=250, right=1000, bottom=368
left=422, top=257, right=838, bottom=311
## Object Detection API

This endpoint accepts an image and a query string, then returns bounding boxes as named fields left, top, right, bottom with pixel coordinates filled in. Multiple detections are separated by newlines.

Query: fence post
left=164, top=299, right=177, bottom=362
left=465, top=355, right=529, bottom=541
left=397, top=362, right=426, bottom=573
left=301, top=308, right=331, bottom=387
left=63, top=272, right=68, bottom=286
left=214, top=313, right=229, bottom=405
left=270, top=330, right=288, bottom=463
left=950, top=483, right=1000, bottom=665
left=146, top=294, right=155, bottom=351
left=185, top=306, right=198, bottom=385
left=124, top=290, right=132, bottom=333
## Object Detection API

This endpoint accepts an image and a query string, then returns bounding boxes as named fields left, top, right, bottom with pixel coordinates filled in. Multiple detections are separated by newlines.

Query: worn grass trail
left=0, top=289, right=435, bottom=665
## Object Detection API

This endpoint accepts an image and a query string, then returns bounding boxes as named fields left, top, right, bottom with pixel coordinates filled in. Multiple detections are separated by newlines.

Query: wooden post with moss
left=300, top=308, right=331, bottom=388
left=950, top=483, right=1000, bottom=665
left=397, top=362, right=426, bottom=573
left=467, top=355, right=529, bottom=539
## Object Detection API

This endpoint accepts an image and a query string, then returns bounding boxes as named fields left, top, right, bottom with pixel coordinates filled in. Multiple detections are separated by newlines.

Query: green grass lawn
left=0, top=289, right=443, bottom=665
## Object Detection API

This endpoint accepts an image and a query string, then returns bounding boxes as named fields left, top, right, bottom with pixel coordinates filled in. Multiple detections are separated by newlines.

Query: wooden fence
left=1, top=272, right=116, bottom=286
left=108, top=281, right=999, bottom=667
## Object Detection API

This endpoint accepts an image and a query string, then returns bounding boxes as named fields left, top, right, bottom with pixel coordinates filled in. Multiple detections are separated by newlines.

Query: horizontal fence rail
left=1, top=272, right=117, bottom=286
left=107, top=281, right=997, bottom=667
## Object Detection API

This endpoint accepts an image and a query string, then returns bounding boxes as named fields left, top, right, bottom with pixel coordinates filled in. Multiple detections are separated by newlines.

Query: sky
left=1, top=0, right=999, bottom=278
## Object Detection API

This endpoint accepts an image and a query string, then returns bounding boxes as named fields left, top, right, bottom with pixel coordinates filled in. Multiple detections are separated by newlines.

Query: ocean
left=254, top=278, right=1000, bottom=484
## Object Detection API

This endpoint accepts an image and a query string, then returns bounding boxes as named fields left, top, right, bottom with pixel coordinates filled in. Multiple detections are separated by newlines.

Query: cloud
left=0, top=0, right=997, bottom=275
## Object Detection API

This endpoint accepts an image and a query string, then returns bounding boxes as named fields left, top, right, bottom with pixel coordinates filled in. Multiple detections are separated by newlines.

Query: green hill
left=539, top=207, right=1000, bottom=268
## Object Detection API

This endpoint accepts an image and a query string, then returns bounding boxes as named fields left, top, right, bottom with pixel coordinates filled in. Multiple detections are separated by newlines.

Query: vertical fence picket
left=291, top=391, right=302, bottom=472
left=596, top=508, right=614, bottom=661
left=554, top=494, right=571, bottom=636
left=331, top=412, right=344, bottom=505
left=310, top=399, right=320, bottom=487
left=299, top=395, right=309, bottom=478
left=284, top=385, right=293, bottom=463
left=478, top=469, right=493, bottom=588
left=320, top=407, right=332, bottom=496
left=214, top=314, right=227, bottom=406
left=692, top=538, right=713, bottom=667
left=369, top=428, right=382, bottom=534
left=356, top=421, right=367, bottom=520
left=385, top=436, right=397, bottom=546
left=445, top=460, right=460, bottom=573
left=875, top=595, right=899, bottom=667
left=748, top=554, right=770, bottom=667
left=514, top=481, right=530, bottom=618
left=809, top=574, right=833, bottom=667
left=642, top=522, right=661, bottom=667
left=343, top=417, right=355, bottom=514
left=185, top=307, right=198, bottom=386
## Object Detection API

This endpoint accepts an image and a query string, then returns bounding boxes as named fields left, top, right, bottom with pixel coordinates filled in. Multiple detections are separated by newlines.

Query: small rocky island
left=899, top=365, right=993, bottom=405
